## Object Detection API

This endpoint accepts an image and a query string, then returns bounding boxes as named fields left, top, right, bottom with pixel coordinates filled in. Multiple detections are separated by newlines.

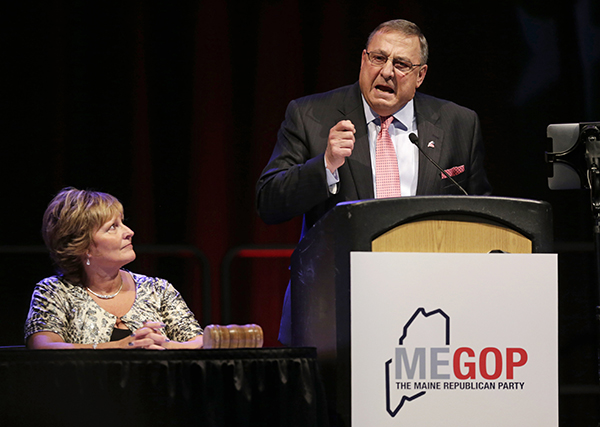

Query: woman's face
left=87, top=214, right=136, bottom=270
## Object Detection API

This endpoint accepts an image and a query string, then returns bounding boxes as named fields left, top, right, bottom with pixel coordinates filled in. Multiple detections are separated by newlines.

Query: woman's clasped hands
left=125, top=321, right=171, bottom=350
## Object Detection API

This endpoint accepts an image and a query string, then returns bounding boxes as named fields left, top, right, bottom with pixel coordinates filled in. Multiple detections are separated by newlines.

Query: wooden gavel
left=203, top=324, right=264, bottom=349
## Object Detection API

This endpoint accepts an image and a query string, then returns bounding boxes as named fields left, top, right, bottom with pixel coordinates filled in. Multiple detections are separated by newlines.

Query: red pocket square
left=441, top=165, right=465, bottom=179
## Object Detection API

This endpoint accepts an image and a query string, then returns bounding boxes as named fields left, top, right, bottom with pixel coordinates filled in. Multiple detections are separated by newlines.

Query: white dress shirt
left=363, top=96, right=419, bottom=197
left=326, top=96, right=419, bottom=197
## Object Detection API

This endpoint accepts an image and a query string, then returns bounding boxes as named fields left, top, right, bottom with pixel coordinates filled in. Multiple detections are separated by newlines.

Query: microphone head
left=409, top=133, right=419, bottom=145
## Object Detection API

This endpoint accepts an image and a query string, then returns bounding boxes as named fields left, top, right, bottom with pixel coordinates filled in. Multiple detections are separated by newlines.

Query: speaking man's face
left=359, top=31, right=428, bottom=117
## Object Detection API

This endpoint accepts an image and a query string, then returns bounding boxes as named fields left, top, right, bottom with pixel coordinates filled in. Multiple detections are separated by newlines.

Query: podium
left=290, top=196, right=555, bottom=426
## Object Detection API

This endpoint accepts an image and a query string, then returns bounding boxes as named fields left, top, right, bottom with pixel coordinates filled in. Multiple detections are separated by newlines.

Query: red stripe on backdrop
left=246, top=1, right=306, bottom=345
left=237, top=249, right=294, bottom=258
left=131, top=3, right=156, bottom=247
left=187, top=2, right=234, bottom=325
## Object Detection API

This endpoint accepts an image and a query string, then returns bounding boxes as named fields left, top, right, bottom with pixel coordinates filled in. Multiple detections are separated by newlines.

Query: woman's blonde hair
left=42, top=187, right=124, bottom=284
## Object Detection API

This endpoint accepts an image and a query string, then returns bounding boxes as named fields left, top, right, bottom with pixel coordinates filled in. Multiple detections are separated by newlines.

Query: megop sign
left=351, top=252, right=557, bottom=426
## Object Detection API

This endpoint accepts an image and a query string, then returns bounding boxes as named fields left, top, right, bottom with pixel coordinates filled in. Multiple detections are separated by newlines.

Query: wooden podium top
left=372, top=218, right=532, bottom=253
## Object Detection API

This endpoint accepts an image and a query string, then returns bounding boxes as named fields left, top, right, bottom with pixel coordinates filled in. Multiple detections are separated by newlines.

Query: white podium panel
left=350, top=252, right=558, bottom=427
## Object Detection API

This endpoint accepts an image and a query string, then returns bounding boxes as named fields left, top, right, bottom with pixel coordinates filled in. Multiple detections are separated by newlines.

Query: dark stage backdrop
left=2, top=1, right=599, bottom=424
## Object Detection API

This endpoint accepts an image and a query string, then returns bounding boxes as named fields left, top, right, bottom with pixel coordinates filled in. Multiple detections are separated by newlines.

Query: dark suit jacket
left=257, top=81, right=491, bottom=230
left=255, top=81, right=492, bottom=344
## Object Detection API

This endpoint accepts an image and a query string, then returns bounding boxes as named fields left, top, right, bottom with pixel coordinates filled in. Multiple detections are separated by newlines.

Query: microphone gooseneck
left=409, top=133, right=468, bottom=196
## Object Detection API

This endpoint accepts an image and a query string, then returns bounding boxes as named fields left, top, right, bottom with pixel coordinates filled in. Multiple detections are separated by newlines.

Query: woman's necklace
left=87, top=274, right=124, bottom=300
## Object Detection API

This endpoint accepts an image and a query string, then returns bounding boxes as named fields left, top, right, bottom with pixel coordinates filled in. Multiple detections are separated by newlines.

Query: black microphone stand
left=589, top=170, right=600, bottom=384
left=583, top=126, right=600, bottom=386
left=547, top=122, right=600, bottom=424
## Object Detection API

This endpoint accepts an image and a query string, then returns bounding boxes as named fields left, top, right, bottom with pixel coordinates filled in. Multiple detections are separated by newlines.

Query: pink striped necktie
left=375, top=115, right=401, bottom=198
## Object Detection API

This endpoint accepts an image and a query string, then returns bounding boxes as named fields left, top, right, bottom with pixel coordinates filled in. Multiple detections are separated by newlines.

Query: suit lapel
left=341, top=83, right=374, bottom=200
left=415, top=92, right=444, bottom=195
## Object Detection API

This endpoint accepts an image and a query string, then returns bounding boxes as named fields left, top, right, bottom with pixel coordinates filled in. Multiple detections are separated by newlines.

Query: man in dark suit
left=256, top=19, right=492, bottom=344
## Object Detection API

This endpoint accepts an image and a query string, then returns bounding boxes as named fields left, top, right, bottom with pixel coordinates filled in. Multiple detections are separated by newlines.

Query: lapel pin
left=427, top=141, right=435, bottom=148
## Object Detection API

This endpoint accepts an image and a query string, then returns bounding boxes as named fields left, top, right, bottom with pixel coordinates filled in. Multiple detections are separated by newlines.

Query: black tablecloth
left=0, top=347, right=329, bottom=427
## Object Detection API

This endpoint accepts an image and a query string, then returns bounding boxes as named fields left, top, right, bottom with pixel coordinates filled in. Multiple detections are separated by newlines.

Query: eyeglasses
left=365, top=51, right=423, bottom=74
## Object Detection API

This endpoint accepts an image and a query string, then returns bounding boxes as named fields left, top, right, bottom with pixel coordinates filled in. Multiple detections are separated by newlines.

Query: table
left=0, top=347, right=329, bottom=427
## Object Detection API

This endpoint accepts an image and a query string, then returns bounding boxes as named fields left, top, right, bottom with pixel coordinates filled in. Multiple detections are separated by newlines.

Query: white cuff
left=324, top=157, right=340, bottom=194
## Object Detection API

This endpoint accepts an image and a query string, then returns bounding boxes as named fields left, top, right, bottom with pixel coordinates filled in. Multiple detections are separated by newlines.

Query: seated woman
left=25, top=187, right=203, bottom=349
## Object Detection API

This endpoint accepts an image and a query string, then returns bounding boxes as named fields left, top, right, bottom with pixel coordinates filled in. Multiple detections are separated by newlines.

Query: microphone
left=409, top=133, right=468, bottom=196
